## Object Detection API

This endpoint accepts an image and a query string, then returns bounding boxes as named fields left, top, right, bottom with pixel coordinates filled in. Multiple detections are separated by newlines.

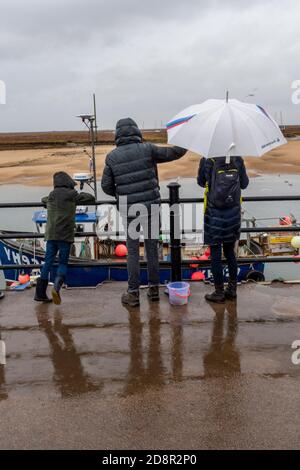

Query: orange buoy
left=115, top=244, right=128, bottom=257
left=190, top=256, right=199, bottom=269
left=191, top=271, right=205, bottom=281
left=280, top=215, right=292, bottom=226
left=18, top=273, right=30, bottom=284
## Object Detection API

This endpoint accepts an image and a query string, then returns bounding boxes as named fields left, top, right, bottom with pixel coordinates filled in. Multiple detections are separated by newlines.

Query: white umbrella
left=167, top=96, right=286, bottom=160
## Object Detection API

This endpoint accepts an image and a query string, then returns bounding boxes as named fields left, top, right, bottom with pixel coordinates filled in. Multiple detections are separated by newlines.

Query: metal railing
left=0, top=194, right=300, bottom=209
left=1, top=182, right=300, bottom=281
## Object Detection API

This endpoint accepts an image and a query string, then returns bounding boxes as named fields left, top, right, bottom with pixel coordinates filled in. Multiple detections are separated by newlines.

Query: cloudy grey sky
left=1, top=0, right=300, bottom=131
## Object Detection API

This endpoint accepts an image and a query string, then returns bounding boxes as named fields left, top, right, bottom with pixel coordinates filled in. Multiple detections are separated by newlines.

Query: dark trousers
left=210, top=242, right=237, bottom=286
left=125, top=216, right=160, bottom=293
left=40, top=241, right=71, bottom=281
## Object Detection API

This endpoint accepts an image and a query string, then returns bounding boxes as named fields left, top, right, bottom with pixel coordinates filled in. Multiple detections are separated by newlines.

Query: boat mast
left=77, top=96, right=98, bottom=200
left=90, top=113, right=98, bottom=201
left=93, top=93, right=98, bottom=144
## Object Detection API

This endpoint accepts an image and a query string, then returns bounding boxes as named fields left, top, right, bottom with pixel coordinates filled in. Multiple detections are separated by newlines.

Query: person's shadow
left=35, top=304, right=102, bottom=398
left=203, top=301, right=241, bottom=378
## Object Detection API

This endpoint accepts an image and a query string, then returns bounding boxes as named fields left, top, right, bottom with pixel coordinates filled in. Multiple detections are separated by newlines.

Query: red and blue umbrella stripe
left=166, top=114, right=196, bottom=130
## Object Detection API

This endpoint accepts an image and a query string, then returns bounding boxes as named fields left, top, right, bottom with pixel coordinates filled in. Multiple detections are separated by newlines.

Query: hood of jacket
left=115, top=118, right=142, bottom=146
left=53, top=171, right=76, bottom=189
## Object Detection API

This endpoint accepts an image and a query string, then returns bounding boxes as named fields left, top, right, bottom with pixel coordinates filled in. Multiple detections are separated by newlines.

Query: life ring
left=246, top=270, right=265, bottom=283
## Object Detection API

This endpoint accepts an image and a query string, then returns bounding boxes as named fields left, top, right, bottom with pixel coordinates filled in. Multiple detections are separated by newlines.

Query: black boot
left=34, top=278, right=52, bottom=303
left=52, top=275, right=65, bottom=305
left=147, top=286, right=160, bottom=301
left=205, top=284, right=225, bottom=303
left=225, top=279, right=237, bottom=300
left=121, top=291, right=140, bottom=307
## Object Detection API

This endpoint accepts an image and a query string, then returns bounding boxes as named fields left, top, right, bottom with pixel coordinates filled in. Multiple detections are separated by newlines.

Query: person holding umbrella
left=166, top=94, right=286, bottom=303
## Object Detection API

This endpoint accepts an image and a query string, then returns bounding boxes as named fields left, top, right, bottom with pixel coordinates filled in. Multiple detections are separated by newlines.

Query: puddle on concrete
left=0, top=283, right=300, bottom=401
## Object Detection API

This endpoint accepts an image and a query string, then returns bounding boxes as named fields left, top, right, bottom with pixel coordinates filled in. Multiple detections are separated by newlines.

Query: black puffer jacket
left=101, top=118, right=186, bottom=209
left=197, top=157, right=249, bottom=245
left=42, top=172, right=95, bottom=242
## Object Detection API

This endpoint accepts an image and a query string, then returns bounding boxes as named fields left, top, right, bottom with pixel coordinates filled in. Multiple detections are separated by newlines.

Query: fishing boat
left=2, top=204, right=300, bottom=286
left=0, top=207, right=267, bottom=287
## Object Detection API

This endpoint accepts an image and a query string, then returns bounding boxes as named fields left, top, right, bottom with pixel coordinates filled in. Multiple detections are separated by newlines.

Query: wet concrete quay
left=0, top=281, right=300, bottom=449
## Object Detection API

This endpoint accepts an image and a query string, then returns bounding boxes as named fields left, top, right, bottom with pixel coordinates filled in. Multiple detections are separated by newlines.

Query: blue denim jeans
left=40, top=241, right=71, bottom=281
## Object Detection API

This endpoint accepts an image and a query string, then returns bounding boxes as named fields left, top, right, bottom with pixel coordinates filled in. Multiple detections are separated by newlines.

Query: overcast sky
left=1, top=0, right=300, bottom=131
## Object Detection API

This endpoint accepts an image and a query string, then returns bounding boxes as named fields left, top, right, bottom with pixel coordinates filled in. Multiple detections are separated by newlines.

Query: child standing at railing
left=34, top=172, right=95, bottom=305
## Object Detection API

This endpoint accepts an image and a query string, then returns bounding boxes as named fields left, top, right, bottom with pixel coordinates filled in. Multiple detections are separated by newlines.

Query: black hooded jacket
left=42, top=171, right=95, bottom=242
left=101, top=118, right=186, bottom=209
left=197, top=157, right=249, bottom=245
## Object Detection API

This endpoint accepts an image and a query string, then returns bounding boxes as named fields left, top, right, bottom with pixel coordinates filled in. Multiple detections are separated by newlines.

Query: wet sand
left=0, top=281, right=300, bottom=449
left=0, top=141, right=299, bottom=186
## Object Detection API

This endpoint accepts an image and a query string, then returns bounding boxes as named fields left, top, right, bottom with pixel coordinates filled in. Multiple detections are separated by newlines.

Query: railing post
left=168, top=182, right=182, bottom=282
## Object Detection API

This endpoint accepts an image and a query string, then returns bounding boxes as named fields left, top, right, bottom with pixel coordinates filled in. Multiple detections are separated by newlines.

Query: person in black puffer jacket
left=101, top=118, right=186, bottom=306
left=198, top=157, right=249, bottom=303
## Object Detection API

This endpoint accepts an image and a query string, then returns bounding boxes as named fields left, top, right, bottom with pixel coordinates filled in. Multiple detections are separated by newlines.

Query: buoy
left=204, top=247, right=211, bottom=257
left=280, top=216, right=292, bottom=226
left=18, top=273, right=30, bottom=284
left=190, top=256, right=199, bottom=269
left=291, top=236, right=300, bottom=249
left=191, top=271, right=205, bottom=281
left=115, top=244, right=128, bottom=257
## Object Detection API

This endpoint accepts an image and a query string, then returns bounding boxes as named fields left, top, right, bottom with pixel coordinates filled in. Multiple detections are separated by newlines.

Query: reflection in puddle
left=35, top=304, right=102, bottom=398
left=204, top=302, right=240, bottom=378
left=0, top=365, right=8, bottom=401
left=124, top=304, right=165, bottom=396
left=0, top=329, right=7, bottom=401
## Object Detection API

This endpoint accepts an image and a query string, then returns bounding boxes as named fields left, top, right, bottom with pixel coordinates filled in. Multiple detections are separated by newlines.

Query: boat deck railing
left=1, top=182, right=300, bottom=281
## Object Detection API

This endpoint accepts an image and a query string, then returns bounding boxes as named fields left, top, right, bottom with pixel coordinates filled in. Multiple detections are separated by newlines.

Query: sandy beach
left=0, top=140, right=299, bottom=186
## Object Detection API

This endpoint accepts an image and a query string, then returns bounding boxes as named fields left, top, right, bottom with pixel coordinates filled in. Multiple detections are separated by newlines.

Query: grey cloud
left=0, top=0, right=299, bottom=131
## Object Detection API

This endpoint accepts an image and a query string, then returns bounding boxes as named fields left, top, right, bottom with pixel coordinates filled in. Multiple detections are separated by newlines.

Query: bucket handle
left=175, top=288, right=191, bottom=298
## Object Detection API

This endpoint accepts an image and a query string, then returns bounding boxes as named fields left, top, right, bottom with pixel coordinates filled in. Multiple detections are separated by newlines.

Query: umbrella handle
left=226, top=142, right=235, bottom=164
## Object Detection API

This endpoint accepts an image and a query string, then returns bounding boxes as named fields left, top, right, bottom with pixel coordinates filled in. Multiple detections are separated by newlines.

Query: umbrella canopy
left=167, top=98, right=287, bottom=158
